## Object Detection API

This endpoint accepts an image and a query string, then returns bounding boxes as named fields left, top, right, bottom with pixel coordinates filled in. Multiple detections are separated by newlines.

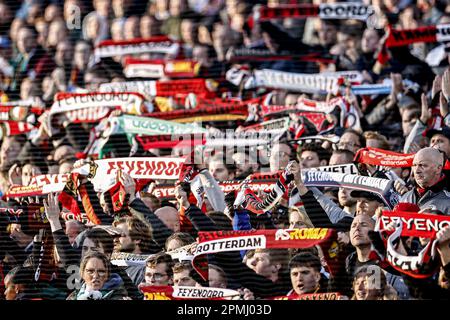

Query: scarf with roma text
left=123, top=58, right=201, bottom=79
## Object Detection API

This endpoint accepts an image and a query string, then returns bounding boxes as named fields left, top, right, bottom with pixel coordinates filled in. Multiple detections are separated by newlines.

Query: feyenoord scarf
left=6, top=174, right=70, bottom=198
left=94, top=36, right=180, bottom=59
left=110, top=252, right=153, bottom=267
left=139, top=285, right=241, bottom=300
left=355, top=147, right=450, bottom=169
left=243, top=69, right=360, bottom=94
left=375, top=210, right=447, bottom=278
left=192, top=228, right=339, bottom=280
left=48, top=92, right=146, bottom=135
left=301, top=171, right=399, bottom=208
left=0, top=121, right=35, bottom=136
left=272, top=292, right=342, bottom=300
left=227, top=48, right=336, bottom=64
left=386, top=24, right=450, bottom=48
left=0, top=105, right=43, bottom=122
left=114, top=114, right=207, bottom=136
left=234, top=162, right=293, bottom=214
left=99, top=79, right=217, bottom=100
left=123, top=58, right=201, bottom=78
left=152, top=180, right=277, bottom=201
left=252, top=3, right=374, bottom=22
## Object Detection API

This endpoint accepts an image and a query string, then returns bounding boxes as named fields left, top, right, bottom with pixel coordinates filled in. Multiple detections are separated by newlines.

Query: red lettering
left=135, top=161, right=144, bottom=175
left=125, top=161, right=134, bottom=174
left=106, top=162, right=116, bottom=174
left=144, top=161, right=156, bottom=176
left=166, top=161, right=175, bottom=176
left=116, top=161, right=124, bottom=171
left=155, top=161, right=165, bottom=176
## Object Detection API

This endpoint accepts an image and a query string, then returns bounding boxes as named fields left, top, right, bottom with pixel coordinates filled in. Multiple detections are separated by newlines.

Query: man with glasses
left=269, top=142, right=293, bottom=172
left=144, top=252, right=174, bottom=286
left=336, top=129, right=366, bottom=153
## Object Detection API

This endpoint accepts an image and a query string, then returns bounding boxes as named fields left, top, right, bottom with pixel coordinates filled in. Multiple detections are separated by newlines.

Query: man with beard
left=232, top=152, right=259, bottom=180
left=113, top=216, right=154, bottom=286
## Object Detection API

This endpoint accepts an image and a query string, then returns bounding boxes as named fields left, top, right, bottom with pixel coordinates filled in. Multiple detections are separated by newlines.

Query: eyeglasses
left=85, top=268, right=107, bottom=277
left=146, top=272, right=168, bottom=281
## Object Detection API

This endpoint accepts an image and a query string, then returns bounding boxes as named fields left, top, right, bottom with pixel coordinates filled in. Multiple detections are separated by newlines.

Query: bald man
left=154, top=206, right=181, bottom=232
left=400, top=147, right=450, bottom=214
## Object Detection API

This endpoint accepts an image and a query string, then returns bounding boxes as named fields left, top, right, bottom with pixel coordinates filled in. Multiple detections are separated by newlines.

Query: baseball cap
left=350, top=190, right=384, bottom=203
left=425, top=126, right=450, bottom=141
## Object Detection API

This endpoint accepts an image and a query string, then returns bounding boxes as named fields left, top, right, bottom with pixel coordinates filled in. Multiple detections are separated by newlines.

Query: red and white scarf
left=123, top=58, right=201, bottom=78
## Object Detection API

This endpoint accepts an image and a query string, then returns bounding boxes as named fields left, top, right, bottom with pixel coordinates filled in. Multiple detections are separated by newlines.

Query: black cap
left=350, top=190, right=384, bottom=203
left=334, top=216, right=353, bottom=232
left=425, top=126, right=450, bottom=141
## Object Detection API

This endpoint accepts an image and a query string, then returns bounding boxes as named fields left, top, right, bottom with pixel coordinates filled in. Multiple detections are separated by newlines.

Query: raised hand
left=420, top=93, right=432, bottom=125
left=43, top=192, right=62, bottom=232
left=117, top=169, right=136, bottom=203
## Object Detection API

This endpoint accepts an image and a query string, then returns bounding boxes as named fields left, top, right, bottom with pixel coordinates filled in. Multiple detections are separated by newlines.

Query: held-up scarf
left=0, top=105, right=43, bottom=122
left=0, top=121, right=36, bottom=136
left=139, top=285, right=241, bottom=300
left=385, top=24, right=450, bottom=47
left=375, top=210, right=445, bottom=279
left=301, top=171, right=399, bottom=208
left=192, top=228, right=339, bottom=281
left=94, top=36, right=180, bottom=59
left=272, top=292, right=342, bottom=300
left=99, top=79, right=217, bottom=100
left=233, top=162, right=294, bottom=215
left=252, top=3, right=373, bottom=22
left=227, top=48, right=336, bottom=64
left=354, top=147, right=450, bottom=169
left=123, top=58, right=201, bottom=78
left=242, top=69, right=361, bottom=94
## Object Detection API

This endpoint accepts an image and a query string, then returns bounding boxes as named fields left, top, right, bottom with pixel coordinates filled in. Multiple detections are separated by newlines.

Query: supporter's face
left=353, top=274, right=368, bottom=300
left=94, top=0, right=110, bottom=16
left=56, top=42, right=73, bottom=66
left=338, top=188, right=356, bottom=207
left=124, top=17, right=139, bottom=40
left=209, top=268, right=226, bottom=289
left=65, top=221, right=80, bottom=245
left=145, top=263, right=171, bottom=285
left=20, top=79, right=32, bottom=100
left=112, top=0, right=126, bottom=17
left=350, top=215, right=374, bottom=247
left=252, top=252, right=276, bottom=279
left=4, top=276, right=17, bottom=300
left=169, top=0, right=184, bottom=16
left=17, top=28, right=36, bottom=54
left=48, top=22, right=67, bottom=48
left=289, top=210, right=309, bottom=229
left=82, top=237, right=105, bottom=258
left=74, top=43, right=91, bottom=70
left=361, top=29, right=380, bottom=54
left=0, top=138, right=21, bottom=166
left=290, top=266, right=321, bottom=295
left=401, top=108, right=419, bottom=137
left=181, top=20, right=194, bottom=44
left=140, top=16, right=158, bottom=38
left=82, top=257, right=108, bottom=291
left=430, top=134, right=450, bottom=158
left=338, top=132, right=361, bottom=153
left=269, top=144, right=291, bottom=172
left=173, top=270, right=196, bottom=287
left=192, top=46, right=210, bottom=67
left=111, top=21, right=124, bottom=40
left=233, top=153, right=256, bottom=178
left=366, top=139, right=384, bottom=150
left=166, top=239, right=183, bottom=252
left=329, top=153, right=351, bottom=165
left=300, top=151, right=321, bottom=169
left=412, top=152, right=442, bottom=188
left=155, top=207, right=180, bottom=232
left=10, top=19, right=25, bottom=43
left=318, top=22, right=337, bottom=47
left=355, top=198, right=382, bottom=216
left=209, top=160, right=232, bottom=181
left=59, top=162, right=74, bottom=174
left=22, top=164, right=41, bottom=186
left=156, top=0, right=168, bottom=12
left=114, top=222, right=136, bottom=253
left=86, top=17, right=100, bottom=40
